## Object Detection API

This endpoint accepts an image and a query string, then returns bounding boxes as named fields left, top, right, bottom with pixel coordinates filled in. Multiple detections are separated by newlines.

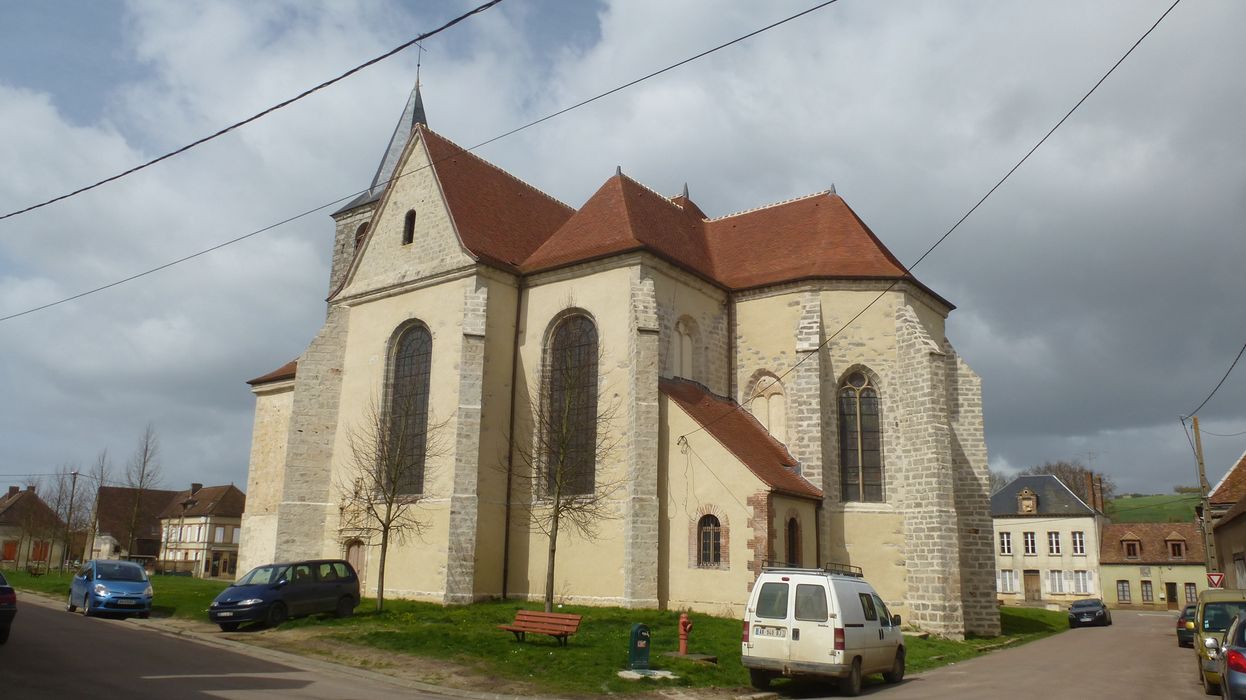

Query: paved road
left=840, top=609, right=1206, bottom=698
left=0, top=592, right=441, bottom=699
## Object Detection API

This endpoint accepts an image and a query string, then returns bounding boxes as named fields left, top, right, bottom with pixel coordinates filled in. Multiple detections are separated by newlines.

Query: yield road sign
left=1209, top=572, right=1225, bottom=588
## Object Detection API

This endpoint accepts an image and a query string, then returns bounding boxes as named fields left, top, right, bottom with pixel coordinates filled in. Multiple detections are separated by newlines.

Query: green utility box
left=629, top=623, right=651, bottom=670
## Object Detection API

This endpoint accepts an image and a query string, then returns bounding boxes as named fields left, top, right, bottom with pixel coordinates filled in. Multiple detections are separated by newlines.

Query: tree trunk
left=376, top=526, right=389, bottom=613
left=544, top=506, right=561, bottom=613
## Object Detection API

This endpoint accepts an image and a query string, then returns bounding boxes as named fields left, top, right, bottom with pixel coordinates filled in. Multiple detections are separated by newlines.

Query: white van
left=740, top=564, right=904, bottom=696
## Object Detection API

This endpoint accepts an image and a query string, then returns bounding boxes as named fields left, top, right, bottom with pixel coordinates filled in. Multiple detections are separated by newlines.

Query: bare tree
left=338, top=392, right=447, bottom=612
left=1020, top=459, right=1116, bottom=505
left=124, top=424, right=163, bottom=557
left=508, top=317, right=623, bottom=613
left=988, top=468, right=1011, bottom=495
left=83, top=449, right=112, bottom=561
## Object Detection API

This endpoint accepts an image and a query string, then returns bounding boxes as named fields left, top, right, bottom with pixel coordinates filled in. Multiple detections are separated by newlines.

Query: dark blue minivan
left=208, top=559, right=359, bottom=631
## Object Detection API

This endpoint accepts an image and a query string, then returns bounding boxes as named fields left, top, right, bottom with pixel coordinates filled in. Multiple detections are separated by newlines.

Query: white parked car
left=741, top=564, right=904, bottom=696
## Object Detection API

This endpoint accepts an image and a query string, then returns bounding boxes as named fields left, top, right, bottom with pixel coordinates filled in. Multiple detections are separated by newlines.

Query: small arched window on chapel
left=354, top=222, right=369, bottom=250
left=750, top=375, right=786, bottom=440
left=402, top=210, right=416, bottom=245
left=698, top=514, right=722, bottom=567
left=839, top=371, right=883, bottom=502
left=545, top=314, right=598, bottom=496
left=388, top=323, right=432, bottom=495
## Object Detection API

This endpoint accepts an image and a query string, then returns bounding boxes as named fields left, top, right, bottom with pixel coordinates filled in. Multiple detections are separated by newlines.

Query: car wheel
left=66, top=595, right=76, bottom=613
left=335, top=596, right=355, bottom=619
left=80, top=594, right=92, bottom=617
left=840, top=658, right=862, bottom=697
left=748, top=669, right=773, bottom=690
left=884, top=648, right=906, bottom=684
left=218, top=622, right=240, bottom=632
left=266, top=602, right=288, bottom=628
left=0, top=625, right=9, bottom=645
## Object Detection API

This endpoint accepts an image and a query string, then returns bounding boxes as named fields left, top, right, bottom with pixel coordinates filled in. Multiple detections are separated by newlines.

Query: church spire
left=364, top=78, right=427, bottom=201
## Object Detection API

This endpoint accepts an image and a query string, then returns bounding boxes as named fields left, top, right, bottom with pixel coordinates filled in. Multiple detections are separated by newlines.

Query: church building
left=240, top=84, right=999, bottom=638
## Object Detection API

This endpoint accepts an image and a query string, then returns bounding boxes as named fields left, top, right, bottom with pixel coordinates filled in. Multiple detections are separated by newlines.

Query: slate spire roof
left=337, top=81, right=429, bottom=214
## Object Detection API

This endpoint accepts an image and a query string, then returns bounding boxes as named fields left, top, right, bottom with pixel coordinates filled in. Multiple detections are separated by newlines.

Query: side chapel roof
left=661, top=378, right=822, bottom=500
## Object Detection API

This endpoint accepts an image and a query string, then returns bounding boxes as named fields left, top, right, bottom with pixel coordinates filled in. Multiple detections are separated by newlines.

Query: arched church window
left=545, top=314, right=598, bottom=496
left=786, top=517, right=801, bottom=566
left=388, top=323, right=432, bottom=495
left=750, top=375, right=786, bottom=440
left=672, top=317, right=697, bottom=380
left=402, top=210, right=416, bottom=245
left=839, top=370, right=883, bottom=502
left=354, top=222, right=369, bottom=250
left=698, top=514, right=722, bottom=567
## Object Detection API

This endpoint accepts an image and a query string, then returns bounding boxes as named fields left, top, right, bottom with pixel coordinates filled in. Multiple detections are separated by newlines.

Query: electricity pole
left=1193, top=416, right=1218, bottom=572
left=62, top=470, right=79, bottom=572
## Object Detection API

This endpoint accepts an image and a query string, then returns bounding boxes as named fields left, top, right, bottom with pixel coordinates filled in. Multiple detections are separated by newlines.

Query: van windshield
left=235, top=565, right=291, bottom=586
left=1203, top=602, right=1246, bottom=632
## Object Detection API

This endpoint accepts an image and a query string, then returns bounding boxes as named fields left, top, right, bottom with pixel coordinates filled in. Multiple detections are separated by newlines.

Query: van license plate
left=117, top=599, right=136, bottom=606
left=754, top=626, right=787, bottom=638
left=218, top=612, right=234, bottom=617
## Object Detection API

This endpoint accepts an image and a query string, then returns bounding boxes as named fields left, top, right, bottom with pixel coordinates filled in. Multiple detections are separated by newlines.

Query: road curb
left=17, top=589, right=568, bottom=700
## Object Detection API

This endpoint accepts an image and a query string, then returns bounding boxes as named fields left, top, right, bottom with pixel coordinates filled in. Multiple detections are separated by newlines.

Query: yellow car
left=1193, top=589, right=1246, bottom=694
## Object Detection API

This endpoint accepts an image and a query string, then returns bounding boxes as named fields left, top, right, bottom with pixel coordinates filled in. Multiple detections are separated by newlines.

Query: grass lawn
left=279, top=600, right=1067, bottom=694
left=4, top=569, right=228, bottom=619
left=1106, top=494, right=1200, bottom=523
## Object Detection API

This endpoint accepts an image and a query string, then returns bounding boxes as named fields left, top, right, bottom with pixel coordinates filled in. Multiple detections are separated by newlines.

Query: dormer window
left=1017, top=488, right=1037, bottom=514
left=1169, top=541, right=1185, bottom=559
left=1124, top=540, right=1140, bottom=559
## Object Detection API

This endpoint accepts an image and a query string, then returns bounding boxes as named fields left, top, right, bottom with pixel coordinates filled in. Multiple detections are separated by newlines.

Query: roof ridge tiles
left=418, top=124, right=574, bottom=212
left=616, top=171, right=689, bottom=211
left=707, top=189, right=832, bottom=222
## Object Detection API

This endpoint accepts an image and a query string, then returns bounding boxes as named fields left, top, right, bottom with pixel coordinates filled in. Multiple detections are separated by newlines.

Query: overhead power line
left=1183, top=339, right=1246, bottom=419
left=0, top=0, right=840, bottom=325
left=678, top=0, right=1184, bottom=441
left=0, top=0, right=506, bottom=224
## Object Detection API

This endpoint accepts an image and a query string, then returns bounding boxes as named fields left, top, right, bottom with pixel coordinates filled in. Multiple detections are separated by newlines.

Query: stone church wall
left=237, top=379, right=293, bottom=574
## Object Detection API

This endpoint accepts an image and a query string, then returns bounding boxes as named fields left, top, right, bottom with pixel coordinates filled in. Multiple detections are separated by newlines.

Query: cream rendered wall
left=505, top=263, right=636, bottom=605
left=328, top=277, right=473, bottom=601
left=993, top=516, right=1102, bottom=603
left=238, top=380, right=293, bottom=574
left=771, top=495, right=819, bottom=567
left=659, top=394, right=767, bottom=617
left=1103, top=564, right=1206, bottom=609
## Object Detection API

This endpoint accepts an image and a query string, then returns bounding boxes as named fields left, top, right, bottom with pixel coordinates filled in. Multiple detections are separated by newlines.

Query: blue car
left=209, top=559, right=359, bottom=631
left=67, top=560, right=153, bottom=618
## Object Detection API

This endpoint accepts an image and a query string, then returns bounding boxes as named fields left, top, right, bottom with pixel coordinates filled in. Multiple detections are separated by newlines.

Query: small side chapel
left=240, top=83, right=1000, bottom=638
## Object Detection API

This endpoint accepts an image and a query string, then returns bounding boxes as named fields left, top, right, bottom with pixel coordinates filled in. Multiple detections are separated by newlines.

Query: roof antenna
left=829, top=182, right=837, bottom=195
left=681, top=182, right=689, bottom=199
left=616, top=165, right=622, bottom=176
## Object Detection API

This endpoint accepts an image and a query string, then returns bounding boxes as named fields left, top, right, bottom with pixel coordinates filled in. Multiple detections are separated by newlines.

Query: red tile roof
left=247, top=360, right=297, bottom=386
left=661, top=378, right=821, bottom=500
left=419, top=125, right=575, bottom=271
left=1099, top=522, right=1205, bottom=565
left=0, top=486, right=62, bottom=530
left=157, top=484, right=246, bottom=520
left=1211, top=449, right=1246, bottom=506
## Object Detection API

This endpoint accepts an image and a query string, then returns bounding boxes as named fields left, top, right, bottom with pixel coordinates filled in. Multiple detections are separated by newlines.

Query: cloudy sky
left=1, top=0, right=1243, bottom=499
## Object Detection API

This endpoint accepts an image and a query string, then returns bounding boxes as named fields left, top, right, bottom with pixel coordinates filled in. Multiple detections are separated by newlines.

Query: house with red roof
left=240, top=83, right=998, bottom=638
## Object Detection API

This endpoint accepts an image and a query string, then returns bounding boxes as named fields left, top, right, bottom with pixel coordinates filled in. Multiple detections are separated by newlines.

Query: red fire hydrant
left=679, top=613, right=693, bottom=656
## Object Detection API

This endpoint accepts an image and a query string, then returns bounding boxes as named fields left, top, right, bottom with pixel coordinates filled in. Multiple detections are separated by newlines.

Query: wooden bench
left=498, top=610, right=582, bottom=646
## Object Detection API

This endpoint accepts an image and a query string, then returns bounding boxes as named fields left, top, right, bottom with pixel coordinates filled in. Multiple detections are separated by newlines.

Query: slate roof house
left=239, top=83, right=1000, bottom=638
left=992, top=475, right=1107, bottom=604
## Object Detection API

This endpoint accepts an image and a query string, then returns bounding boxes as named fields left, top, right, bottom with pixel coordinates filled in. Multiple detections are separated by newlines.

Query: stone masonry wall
left=444, top=279, right=488, bottom=603
left=894, top=302, right=966, bottom=639
left=274, top=304, right=350, bottom=562
left=946, top=342, right=1001, bottom=635
left=623, top=268, right=660, bottom=608
left=328, top=206, right=375, bottom=301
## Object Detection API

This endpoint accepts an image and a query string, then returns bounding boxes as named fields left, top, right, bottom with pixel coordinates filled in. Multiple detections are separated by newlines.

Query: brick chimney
left=6, top=486, right=17, bottom=498
left=191, top=483, right=203, bottom=495
left=1093, top=476, right=1104, bottom=512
